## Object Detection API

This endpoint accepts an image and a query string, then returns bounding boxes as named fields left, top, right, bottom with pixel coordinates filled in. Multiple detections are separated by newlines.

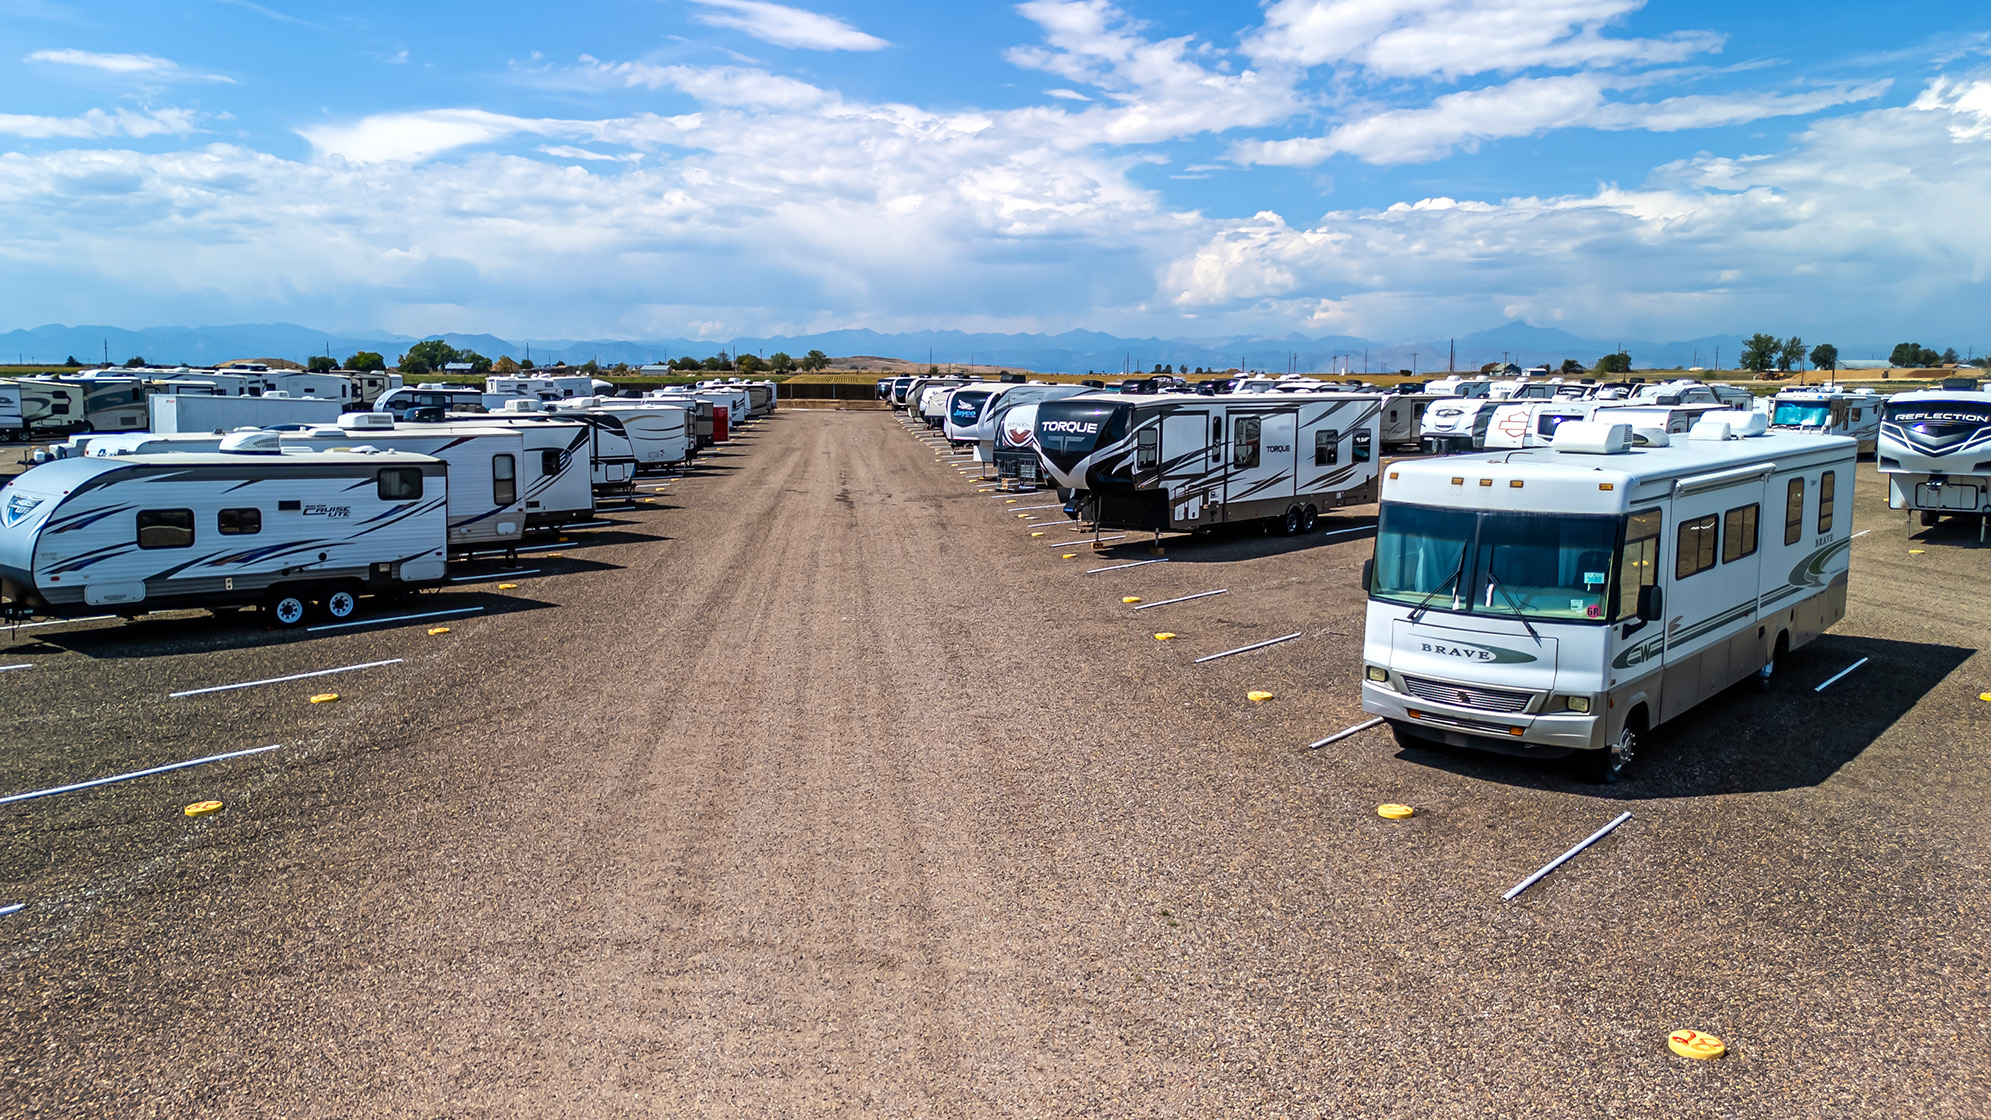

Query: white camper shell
left=1035, top=391, right=1384, bottom=535
left=0, top=443, right=450, bottom=626
left=1360, top=415, right=1856, bottom=782
left=1878, top=389, right=1991, bottom=529
left=1768, top=386, right=1883, bottom=454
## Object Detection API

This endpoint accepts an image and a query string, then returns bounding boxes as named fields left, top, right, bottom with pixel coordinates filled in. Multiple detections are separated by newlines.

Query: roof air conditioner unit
left=1689, top=420, right=1733, bottom=441
left=340, top=411, right=396, bottom=430
left=1550, top=421, right=1633, bottom=453
left=218, top=430, right=283, bottom=454
left=1702, top=410, right=1768, bottom=436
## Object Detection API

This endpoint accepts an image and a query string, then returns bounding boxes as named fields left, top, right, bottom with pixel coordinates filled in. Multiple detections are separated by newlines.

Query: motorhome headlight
left=1365, top=665, right=1389, bottom=683
left=1553, top=695, right=1592, bottom=714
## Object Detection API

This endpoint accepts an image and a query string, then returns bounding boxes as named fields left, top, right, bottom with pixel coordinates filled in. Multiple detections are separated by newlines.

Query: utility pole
left=1449, top=338, right=1455, bottom=373
left=1411, top=352, right=1418, bottom=375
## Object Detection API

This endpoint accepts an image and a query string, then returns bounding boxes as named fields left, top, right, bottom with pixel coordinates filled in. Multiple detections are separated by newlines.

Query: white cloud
left=1246, top=0, right=1719, bottom=80
left=299, top=109, right=565, bottom=164
left=1044, top=88, right=1091, bottom=101
left=26, top=48, right=234, bottom=84
left=0, top=106, right=198, bottom=139
left=687, top=0, right=887, bottom=52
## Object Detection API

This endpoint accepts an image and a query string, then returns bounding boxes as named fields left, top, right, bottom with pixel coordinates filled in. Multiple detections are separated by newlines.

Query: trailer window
left=1233, top=418, right=1260, bottom=468
left=1615, top=509, right=1661, bottom=620
left=377, top=467, right=423, bottom=500
left=52, top=397, right=69, bottom=415
left=217, top=508, right=261, bottom=535
left=1784, top=478, right=1805, bottom=545
left=1676, top=514, right=1718, bottom=578
left=1315, top=429, right=1338, bottom=466
left=493, top=454, right=517, bottom=505
left=1211, top=415, right=1222, bottom=443
left=1722, top=504, right=1759, bottom=563
left=1135, top=426, right=1159, bottom=470
left=1817, top=472, right=1835, bottom=534
left=137, top=508, right=194, bottom=549
left=541, top=449, right=565, bottom=476
left=1353, top=430, right=1372, bottom=462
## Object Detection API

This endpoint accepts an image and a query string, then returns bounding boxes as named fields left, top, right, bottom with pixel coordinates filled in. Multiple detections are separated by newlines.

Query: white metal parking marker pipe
left=5, top=614, right=116, bottom=631
left=170, top=658, right=404, bottom=698
left=1049, top=534, right=1121, bottom=546
left=1502, top=811, right=1633, bottom=901
left=1307, top=716, right=1384, bottom=750
left=1005, top=503, right=1063, bottom=510
left=0, top=743, right=283, bottom=806
left=451, top=569, right=542, bottom=583
left=1814, top=657, right=1870, bottom=693
left=1132, top=589, right=1228, bottom=611
left=306, top=605, right=485, bottom=633
left=1322, top=524, right=1378, bottom=539
left=1194, top=632, right=1303, bottom=663
left=0, top=663, right=32, bottom=672
left=1086, top=558, right=1170, bottom=574
left=0, top=903, right=21, bottom=918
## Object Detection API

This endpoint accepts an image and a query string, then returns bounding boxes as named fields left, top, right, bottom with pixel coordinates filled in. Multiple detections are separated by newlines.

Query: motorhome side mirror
left=1361, top=558, right=1374, bottom=593
left=1637, top=585, right=1663, bottom=621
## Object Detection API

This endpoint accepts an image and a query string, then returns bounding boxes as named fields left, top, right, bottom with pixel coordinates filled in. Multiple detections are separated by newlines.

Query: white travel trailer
left=1877, top=389, right=1991, bottom=530
left=643, top=393, right=717, bottom=447
left=961, top=384, right=1093, bottom=463
left=942, top=382, right=1025, bottom=451
left=15, top=379, right=86, bottom=434
left=463, top=404, right=635, bottom=499
left=992, top=402, right=1051, bottom=488
left=149, top=392, right=344, bottom=433
left=1359, top=415, right=1856, bottom=782
left=1767, top=386, right=1883, bottom=455
left=0, top=438, right=450, bottom=627
left=374, top=383, right=490, bottom=419
left=0, top=384, right=27, bottom=441
left=550, top=399, right=693, bottom=469
left=278, top=414, right=528, bottom=551
left=1629, top=379, right=1756, bottom=410
left=485, top=375, right=616, bottom=403
left=258, top=370, right=359, bottom=405
left=1035, top=391, right=1385, bottom=536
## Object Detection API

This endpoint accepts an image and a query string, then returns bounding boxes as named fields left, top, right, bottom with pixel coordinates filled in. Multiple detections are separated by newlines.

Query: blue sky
left=1, top=0, right=1986, bottom=346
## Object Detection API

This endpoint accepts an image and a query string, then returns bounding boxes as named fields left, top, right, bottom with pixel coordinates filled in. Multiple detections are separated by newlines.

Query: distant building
left=638, top=364, right=672, bottom=375
left=441, top=362, right=476, bottom=375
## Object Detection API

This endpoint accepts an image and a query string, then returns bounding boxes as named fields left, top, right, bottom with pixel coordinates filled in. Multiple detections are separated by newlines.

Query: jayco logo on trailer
left=3, top=494, right=42, bottom=528
left=1041, top=421, right=1099, bottom=435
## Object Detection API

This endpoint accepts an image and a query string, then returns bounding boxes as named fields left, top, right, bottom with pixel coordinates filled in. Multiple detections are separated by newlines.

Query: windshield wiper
left=1481, top=570, right=1542, bottom=644
left=1406, top=547, right=1469, bottom=623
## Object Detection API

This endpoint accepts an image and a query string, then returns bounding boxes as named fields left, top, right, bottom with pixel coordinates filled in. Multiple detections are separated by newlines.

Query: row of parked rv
left=905, top=368, right=1991, bottom=782
left=0, top=377, right=780, bottom=629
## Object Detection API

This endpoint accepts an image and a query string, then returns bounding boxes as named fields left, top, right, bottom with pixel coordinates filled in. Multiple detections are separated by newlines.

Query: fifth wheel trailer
left=1034, top=391, right=1384, bottom=536
left=1359, top=415, right=1856, bottom=783
left=1878, top=389, right=1991, bottom=530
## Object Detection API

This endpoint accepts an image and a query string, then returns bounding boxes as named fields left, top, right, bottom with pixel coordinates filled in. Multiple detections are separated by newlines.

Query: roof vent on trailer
left=1630, top=428, right=1671, bottom=447
left=1550, top=421, right=1633, bottom=454
left=504, top=398, right=544, bottom=412
left=340, top=411, right=396, bottom=431
left=218, top=430, right=283, bottom=454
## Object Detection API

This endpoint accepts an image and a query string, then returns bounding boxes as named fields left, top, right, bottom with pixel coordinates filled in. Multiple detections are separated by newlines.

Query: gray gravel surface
left=3, top=411, right=1987, bottom=1118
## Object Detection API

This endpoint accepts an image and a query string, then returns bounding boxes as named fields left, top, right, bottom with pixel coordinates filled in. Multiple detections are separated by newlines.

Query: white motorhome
left=551, top=399, right=693, bottom=470
left=279, top=414, right=528, bottom=551
left=1767, top=386, right=1883, bottom=455
left=0, top=438, right=450, bottom=627
left=1877, top=389, right=1991, bottom=530
left=1359, top=414, right=1856, bottom=782
left=1035, top=391, right=1384, bottom=536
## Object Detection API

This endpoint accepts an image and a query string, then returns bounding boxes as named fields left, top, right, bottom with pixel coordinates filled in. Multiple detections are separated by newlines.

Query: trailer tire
left=1300, top=505, right=1319, bottom=532
left=321, top=584, right=361, bottom=621
left=265, top=589, right=309, bottom=628
left=1579, top=710, right=1641, bottom=784
left=1281, top=507, right=1302, bottom=535
left=1919, top=511, right=1940, bottom=527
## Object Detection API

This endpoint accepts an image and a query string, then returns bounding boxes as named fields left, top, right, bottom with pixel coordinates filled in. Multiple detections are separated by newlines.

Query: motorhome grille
left=1401, top=675, right=1532, bottom=713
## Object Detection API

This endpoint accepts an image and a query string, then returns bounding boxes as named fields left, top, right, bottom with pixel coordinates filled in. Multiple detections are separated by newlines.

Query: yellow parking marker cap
left=1122, top=596, right=1142, bottom=604
left=497, top=583, right=518, bottom=589
left=1018, top=513, right=1031, bottom=518
left=1980, top=692, right=1991, bottom=702
left=1154, top=632, right=1176, bottom=641
left=184, top=800, right=224, bottom=817
left=1005, top=499, right=1018, bottom=504
left=1030, top=532, right=1045, bottom=537
left=1062, top=553, right=1078, bottom=559
left=1667, top=1030, right=1726, bottom=1059
left=1247, top=690, right=1275, bottom=702
left=309, top=693, right=340, bottom=704
left=1909, top=549, right=1926, bottom=554
left=428, top=626, right=451, bottom=635
left=1377, top=803, right=1414, bottom=820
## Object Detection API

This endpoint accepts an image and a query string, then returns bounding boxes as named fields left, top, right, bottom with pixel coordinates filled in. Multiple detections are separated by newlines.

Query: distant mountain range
left=0, top=320, right=1908, bottom=374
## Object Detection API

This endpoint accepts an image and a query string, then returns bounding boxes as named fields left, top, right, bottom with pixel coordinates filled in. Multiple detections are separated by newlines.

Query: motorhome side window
left=1353, top=430, right=1372, bottom=462
left=1615, top=510, right=1661, bottom=619
left=1675, top=514, right=1718, bottom=578
left=1135, top=426, right=1159, bottom=470
left=493, top=455, right=517, bottom=505
left=217, top=508, right=261, bottom=535
left=1722, top=504, right=1759, bottom=563
left=1233, top=418, right=1260, bottom=468
left=1316, top=430, right=1338, bottom=466
left=1817, top=472, right=1836, bottom=534
left=137, top=509, right=195, bottom=550
left=1784, top=478, right=1805, bottom=545
left=377, top=467, right=423, bottom=501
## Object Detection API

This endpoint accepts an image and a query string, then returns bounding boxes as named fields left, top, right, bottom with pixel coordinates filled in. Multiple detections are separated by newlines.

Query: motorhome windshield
left=1035, top=402, right=1129, bottom=463
left=1773, top=402, right=1831, bottom=427
left=1370, top=504, right=1621, bottom=622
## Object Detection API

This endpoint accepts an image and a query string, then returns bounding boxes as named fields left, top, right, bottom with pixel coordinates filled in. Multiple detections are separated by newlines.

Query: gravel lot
left=3, top=409, right=1987, bottom=1118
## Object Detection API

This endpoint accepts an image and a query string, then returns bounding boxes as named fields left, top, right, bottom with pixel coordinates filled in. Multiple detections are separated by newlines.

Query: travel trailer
left=15, top=379, right=86, bottom=434
left=485, top=375, right=616, bottom=402
left=643, top=394, right=716, bottom=448
left=1767, top=386, right=1883, bottom=455
left=942, top=382, right=1028, bottom=451
left=278, top=414, right=528, bottom=551
left=1359, top=414, right=1856, bottom=782
left=550, top=399, right=693, bottom=469
left=149, top=392, right=343, bottom=433
left=958, top=384, right=1094, bottom=462
left=0, top=437, right=450, bottom=627
left=462, top=404, right=636, bottom=499
left=0, top=384, right=27, bottom=441
left=374, top=383, right=490, bottom=418
left=1034, top=391, right=1385, bottom=536
left=992, top=402, right=1051, bottom=488
left=1877, top=389, right=1991, bottom=530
